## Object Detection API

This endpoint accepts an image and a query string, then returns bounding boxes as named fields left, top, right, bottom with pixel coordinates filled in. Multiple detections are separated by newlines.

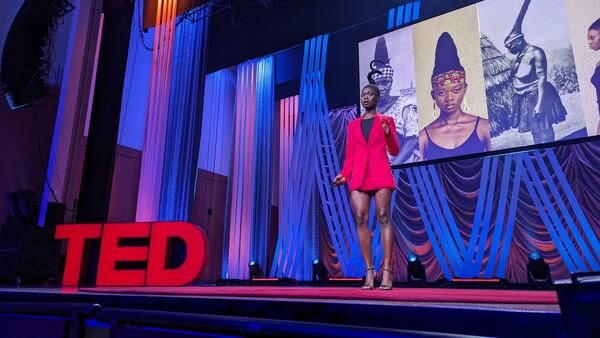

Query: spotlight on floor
left=407, top=254, right=426, bottom=285
left=312, top=258, right=328, bottom=284
left=248, top=260, right=264, bottom=280
left=527, top=252, right=552, bottom=287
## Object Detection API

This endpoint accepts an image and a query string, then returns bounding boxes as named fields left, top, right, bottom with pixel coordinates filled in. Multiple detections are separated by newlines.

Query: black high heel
left=362, top=266, right=375, bottom=290
left=379, top=268, right=393, bottom=290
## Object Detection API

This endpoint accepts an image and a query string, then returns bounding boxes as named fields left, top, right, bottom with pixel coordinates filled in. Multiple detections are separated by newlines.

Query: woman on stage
left=333, top=84, right=400, bottom=290
left=419, top=32, right=491, bottom=161
left=588, top=18, right=600, bottom=134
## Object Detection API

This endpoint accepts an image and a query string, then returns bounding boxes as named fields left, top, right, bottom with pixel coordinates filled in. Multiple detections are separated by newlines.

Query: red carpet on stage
left=80, top=286, right=559, bottom=304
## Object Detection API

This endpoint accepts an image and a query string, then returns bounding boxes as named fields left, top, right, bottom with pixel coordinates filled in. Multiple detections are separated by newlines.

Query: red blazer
left=340, top=113, right=400, bottom=191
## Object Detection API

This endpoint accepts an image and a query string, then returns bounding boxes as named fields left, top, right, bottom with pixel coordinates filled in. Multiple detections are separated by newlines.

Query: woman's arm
left=477, top=117, right=492, bottom=151
left=340, top=127, right=355, bottom=179
left=533, top=48, right=548, bottom=115
left=419, top=129, right=427, bottom=162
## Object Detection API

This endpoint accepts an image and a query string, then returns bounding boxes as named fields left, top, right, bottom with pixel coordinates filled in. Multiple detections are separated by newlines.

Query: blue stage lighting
left=529, top=252, right=541, bottom=261
left=407, top=253, right=425, bottom=284
left=248, top=261, right=264, bottom=279
left=312, top=258, right=328, bottom=283
left=527, top=252, right=552, bottom=286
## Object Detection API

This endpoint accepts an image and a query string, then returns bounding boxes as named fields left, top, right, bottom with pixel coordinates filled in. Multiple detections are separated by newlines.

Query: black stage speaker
left=1, top=0, right=74, bottom=109
left=556, top=272, right=600, bottom=338
left=0, top=224, right=61, bottom=284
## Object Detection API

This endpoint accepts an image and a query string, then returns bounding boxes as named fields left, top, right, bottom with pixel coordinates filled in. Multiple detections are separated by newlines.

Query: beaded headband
left=431, top=69, right=466, bottom=89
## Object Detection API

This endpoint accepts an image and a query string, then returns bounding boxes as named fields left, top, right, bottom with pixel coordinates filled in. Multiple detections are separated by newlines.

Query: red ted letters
left=55, top=222, right=207, bottom=287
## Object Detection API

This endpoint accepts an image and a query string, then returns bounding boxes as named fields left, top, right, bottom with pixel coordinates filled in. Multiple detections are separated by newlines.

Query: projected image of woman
left=332, top=84, right=400, bottom=290
left=589, top=18, right=600, bottom=134
left=370, top=36, right=419, bottom=164
left=505, top=0, right=567, bottom=144
left=419, top=32, right=491, bottom=161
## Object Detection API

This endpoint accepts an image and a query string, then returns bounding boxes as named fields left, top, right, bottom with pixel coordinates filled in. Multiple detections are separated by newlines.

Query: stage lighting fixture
left=527, top=252, right=552, bottom=285
left=407, top=254, right=426, bottom=284
left=312, top=258, right=328, bottom=282
left=248, top=260, right=264, bottom=280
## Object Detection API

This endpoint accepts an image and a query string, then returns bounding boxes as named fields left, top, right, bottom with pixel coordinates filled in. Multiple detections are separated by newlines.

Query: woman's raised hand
left=381, top=116, right=391, bottom=137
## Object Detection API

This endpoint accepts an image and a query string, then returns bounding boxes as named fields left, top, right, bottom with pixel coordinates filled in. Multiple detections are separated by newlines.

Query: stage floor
left=79, top=285, right=560, bottom=310
left=0, top=286, right=565, bottom=337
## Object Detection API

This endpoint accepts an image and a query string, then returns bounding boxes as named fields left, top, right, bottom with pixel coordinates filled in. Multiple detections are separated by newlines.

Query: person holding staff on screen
left=505, top=0, right=567, bottom=144
left=371, top=37, right=419, bottom=164
left=419, top=32, right=491, bottom=161
left=332, top=82, right=400, bottom=290
left=588, top=18, right=600, bottom=134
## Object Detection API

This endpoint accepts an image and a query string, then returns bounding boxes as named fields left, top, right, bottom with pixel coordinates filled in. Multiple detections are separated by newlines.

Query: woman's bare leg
left=350, top=190, right=374, bottom=286
left=374, top=189, right=394, bottom=287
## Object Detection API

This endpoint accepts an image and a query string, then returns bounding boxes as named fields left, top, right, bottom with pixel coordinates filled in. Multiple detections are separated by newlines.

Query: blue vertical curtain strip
left=545, top=149, right=600, bottom=262
left=406, top=167, right=453, bottom=278
left=523, top=153, right=585, bottom=271
left=281, top=36, right=323, bottom=279
left=271, top=35, right=331, bottom=279
left=316, top=58, right=362, bottom=277
left=533, top=150, right=599, bottom=270
left=250, top=57, right=275, bottom=273
left=494, top=154, right=524, bottom=278
left=483, top=154, right=514, bottom=277
left=158, top=6, right=210, bottom=221
left=411, top=165, right=461, bottom=276
left=224, top=56, right=275, bottom=279
left=198, top=68, right=236, bottom=177
left=227, top=62, right=253, bottom=278
left=199, top=67, right=238, bottom=278
left=272, top=96, right=297, bottom=278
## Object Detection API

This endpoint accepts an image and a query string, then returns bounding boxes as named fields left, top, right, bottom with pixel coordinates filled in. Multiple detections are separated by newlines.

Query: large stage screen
left=358, top=0, right=600, bottom=166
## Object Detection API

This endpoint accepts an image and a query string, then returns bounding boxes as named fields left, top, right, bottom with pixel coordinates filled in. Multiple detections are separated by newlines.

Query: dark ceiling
left=206, top=0, right=481, bottom=109
left=207, top=0, right=480, bottom=73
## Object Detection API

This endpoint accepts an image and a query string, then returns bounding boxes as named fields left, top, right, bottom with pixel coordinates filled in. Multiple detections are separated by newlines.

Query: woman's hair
left=590, top=18, right=600, bottom=31
left=367, top=60, right=384, bottom=85
left=432, top=32, right=464, bottom=78
left=362, top=84, right=381, bottom=97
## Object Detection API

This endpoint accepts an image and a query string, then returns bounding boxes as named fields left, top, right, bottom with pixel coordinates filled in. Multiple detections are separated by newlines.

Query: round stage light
left=529, top=252, right=541, bottom=261
left=407, top=253, right=426, bottom=284
left=248, top=261, right=264, bottom=279
left=311, top=258, right=328, bottom=282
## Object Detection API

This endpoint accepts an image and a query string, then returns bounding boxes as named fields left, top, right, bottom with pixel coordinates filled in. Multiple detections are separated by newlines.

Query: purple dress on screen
left=592, top=66, right=600, bottom=114
left=423, top=116, right=487, bottom=161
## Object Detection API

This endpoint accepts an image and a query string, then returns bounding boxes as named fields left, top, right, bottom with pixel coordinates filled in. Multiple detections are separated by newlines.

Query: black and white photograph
left=478, top=0, right=587, bottom=149
left=358, top=27, right=420, bottom=165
